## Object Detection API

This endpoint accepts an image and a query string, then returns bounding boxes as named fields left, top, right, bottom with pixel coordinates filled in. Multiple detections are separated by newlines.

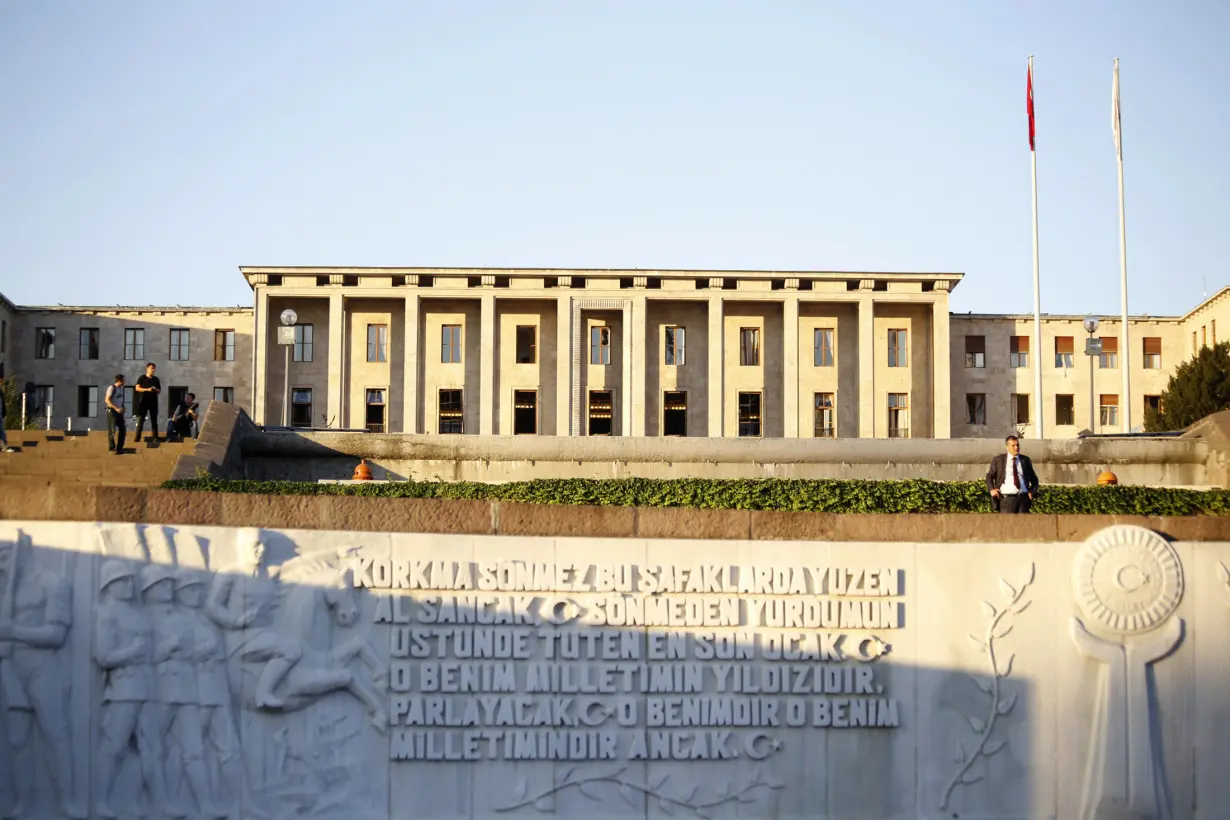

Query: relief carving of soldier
left=93, top=559, right=167, bottom=819
left=175, top=568, right=241, bottom=817
left=205, top=528, right=302, bottom=710
left=144, top=564, right=225, bottom=819
left=0, top=530, right=83, bottom=819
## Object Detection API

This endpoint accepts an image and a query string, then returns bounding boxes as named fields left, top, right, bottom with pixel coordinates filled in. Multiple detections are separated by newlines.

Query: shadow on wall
left=1, top=522, right=1220, bottom=818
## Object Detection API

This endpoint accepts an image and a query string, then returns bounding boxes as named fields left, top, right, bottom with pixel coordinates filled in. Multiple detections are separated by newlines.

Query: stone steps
left=0, top=429, right=191, bottom=487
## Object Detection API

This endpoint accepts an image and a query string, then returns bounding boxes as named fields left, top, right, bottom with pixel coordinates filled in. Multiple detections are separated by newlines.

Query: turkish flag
left=1027, top=65, right=1036, bottom=152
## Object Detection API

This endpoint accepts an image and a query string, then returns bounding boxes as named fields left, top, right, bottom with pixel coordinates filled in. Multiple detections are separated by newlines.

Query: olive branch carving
left=939, top=561, right=1034, bottom=811
left=497, top=765, right=785, bottom=817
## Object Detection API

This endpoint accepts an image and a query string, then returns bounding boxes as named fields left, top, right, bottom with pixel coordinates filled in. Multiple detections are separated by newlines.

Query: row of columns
left=255, top=289, right=952, bottom=437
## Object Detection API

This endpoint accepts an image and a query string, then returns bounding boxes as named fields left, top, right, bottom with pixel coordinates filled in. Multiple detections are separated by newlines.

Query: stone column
left=327, top=292, right=345, bottom=428
left=479, top=294, right=496, bottom=435
left=555, top=295, right=571, bottom=435
left=621, top=302, right=633, bottom=435
left=402, top=294, right=420, bottom=434
left=783, top=296, right=800, bottom=437
left=253, top=286, right=270, bottom=424
left=859, top=297, right=875, bottom=438
left=630, top=295, right=647, bottom=436
left=708, top=296, right=722, bottom=437
left=932, top=293, right=952, bottom=439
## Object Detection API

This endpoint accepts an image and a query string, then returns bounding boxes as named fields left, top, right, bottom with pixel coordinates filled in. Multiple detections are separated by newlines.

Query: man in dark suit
left=986, top=435, right=1040, bottom=513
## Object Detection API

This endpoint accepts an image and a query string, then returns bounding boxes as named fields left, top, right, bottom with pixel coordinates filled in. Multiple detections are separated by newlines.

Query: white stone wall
left=0, top=520, right=1223, bottom=818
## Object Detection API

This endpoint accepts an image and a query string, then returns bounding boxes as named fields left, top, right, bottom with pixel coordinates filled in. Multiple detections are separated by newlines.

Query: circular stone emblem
left=1072, top=525, right=1183, bottom=635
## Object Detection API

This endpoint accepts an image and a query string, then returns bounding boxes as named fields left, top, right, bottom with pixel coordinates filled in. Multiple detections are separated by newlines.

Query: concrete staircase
left=0, top=429, right=195, bottom=489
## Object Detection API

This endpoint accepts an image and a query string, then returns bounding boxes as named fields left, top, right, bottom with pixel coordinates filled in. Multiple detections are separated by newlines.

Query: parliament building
left=1, top=267, right=1225, bottom=440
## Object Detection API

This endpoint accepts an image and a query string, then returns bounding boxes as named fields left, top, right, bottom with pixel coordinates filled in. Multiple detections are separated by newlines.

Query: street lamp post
left=1084, top=316, right=1101, bottom=432
left=278, top=309, right=298, bottom=427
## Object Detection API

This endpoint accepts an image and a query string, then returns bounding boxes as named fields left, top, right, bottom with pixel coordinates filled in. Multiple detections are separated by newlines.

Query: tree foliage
left=1145, top=341, right=1230, bottom=432
left=1, top=376, right=35, bottom=430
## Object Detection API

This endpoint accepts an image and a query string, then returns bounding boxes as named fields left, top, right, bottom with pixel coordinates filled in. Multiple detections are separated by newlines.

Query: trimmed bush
left=161, top=476, right=1230, bottom=516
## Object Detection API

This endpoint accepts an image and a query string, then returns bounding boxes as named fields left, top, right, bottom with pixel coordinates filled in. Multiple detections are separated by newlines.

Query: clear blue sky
left=2, top=2, right=1227, bottom=317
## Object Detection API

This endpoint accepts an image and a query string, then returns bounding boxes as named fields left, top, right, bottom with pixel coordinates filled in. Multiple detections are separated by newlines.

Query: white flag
left=1112, top=60, right=1122, bottom=159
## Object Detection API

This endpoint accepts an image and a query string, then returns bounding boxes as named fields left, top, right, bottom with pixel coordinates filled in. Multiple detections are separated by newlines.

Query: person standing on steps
left=104, top=374, right=127, bottom=454
left=132, top=362, right=161, bottom=444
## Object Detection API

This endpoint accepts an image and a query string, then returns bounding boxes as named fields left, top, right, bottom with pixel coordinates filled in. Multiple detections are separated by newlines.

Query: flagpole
left=1029, top=55, right=1045, bottom=439
left=1114, top=58, right=1132, bottom=431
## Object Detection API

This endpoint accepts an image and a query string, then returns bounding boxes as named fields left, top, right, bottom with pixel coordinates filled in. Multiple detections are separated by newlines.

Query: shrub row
left=161, top=476, right=1230, bottom=516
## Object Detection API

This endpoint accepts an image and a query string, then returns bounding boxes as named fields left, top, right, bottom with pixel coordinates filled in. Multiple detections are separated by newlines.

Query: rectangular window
left=1214, top=320, right=1218, bottom=346
left=966, top=393, right=986, bottom=425
left=964, top=336, right=986, bottom=368
left=737, top=392, right=762, bottom=437
left=214, top=330, right=236, bottom=361
left=79, top=328, right=99, bottom=360
left=168, top=386, right=188, bottom=415
left=290, top=388, right=313, bottom=427
left=1100, top=393, right=1120, bottom=427
left=1055, top=336, right=1074, bottom=368
left=367, top=324, right=388, bottom=363
left=32, top=385, right=54, bottom=416
left=665, top=326, right=686, bottom=366
left=124, top=328, right=145, bottom=360
left=1143, top=337, right=1162, bottom=369
left=515, top=325, right=537, bottom=364
left=1203, top=325, right=1208, bottom=348
left=513, top=390, right=538, bottom=435
left=663, top=391, right=687, bottom=436
left=1144, top=394, right=1162, bottom=417
left=365, top=388, right=386, bottom=433
left=888, top=393, right=909, bottom=438
left=214, top=386, right=234, bottom=404
left=293, top=325, right=314, bottom=363
left=441, top=325, right=462, bottom=364
left=739, top=328, right=760, bottom=366
left=77, top=385, right=98, bottom=418
left=587, top=390, right=613, bottom=436
left=1010, top=335, right=1030, bottom=368
left=1099, top=335, right=1118, bottom=369
left=35, top=327, right=55, bottom=359
left=1012, top=393, right=1031, bottom=425
left=123, top=386, right=135, bottom=411
left=169, top=328, right=190, bottom=361
left=814, top=392, right=836, bottom=437
left=1193, top=331, right=1198, bottom=355
left=438, top=389, right=464, bottom=434
left=814, top=328, right=835, bottom=367
left=887, top=329, right=908, bottom=367
left=590, top=326, right=611, bottom=365
left=1056, top=394, right=1075, bottom=426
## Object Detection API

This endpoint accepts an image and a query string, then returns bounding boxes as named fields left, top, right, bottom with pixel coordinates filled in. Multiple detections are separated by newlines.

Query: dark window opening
left=588, top=390, right=613, bottom=436
left=77, top=385, right=98, bottom=418
left=663, top=391, right=688, bottom=436
left=737, top=392, right=762, bottom=437
left=1056, top=394, right=1075, bottom=426
left=515, top=325, right=537, bottom=364
left=365, top=389, right=386, bottom=433
left=439, top=389, right=464, bottom=434
left=290, top=389, right=313, bottom=427
left=513, top=391, right=538, bottom=435
left=79, top=328, right=99, bottom=360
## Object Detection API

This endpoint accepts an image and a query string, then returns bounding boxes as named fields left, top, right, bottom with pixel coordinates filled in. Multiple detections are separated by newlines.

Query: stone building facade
left=1, top=267, right=1226, bottom=439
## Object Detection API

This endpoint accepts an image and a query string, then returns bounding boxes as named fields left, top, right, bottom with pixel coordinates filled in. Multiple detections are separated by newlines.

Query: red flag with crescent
left=1027, top=65, right=1036, bottom=152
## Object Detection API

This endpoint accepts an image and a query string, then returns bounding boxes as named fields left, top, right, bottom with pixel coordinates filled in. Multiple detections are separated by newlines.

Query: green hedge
left=160, top=476, right=1230, bottom=516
